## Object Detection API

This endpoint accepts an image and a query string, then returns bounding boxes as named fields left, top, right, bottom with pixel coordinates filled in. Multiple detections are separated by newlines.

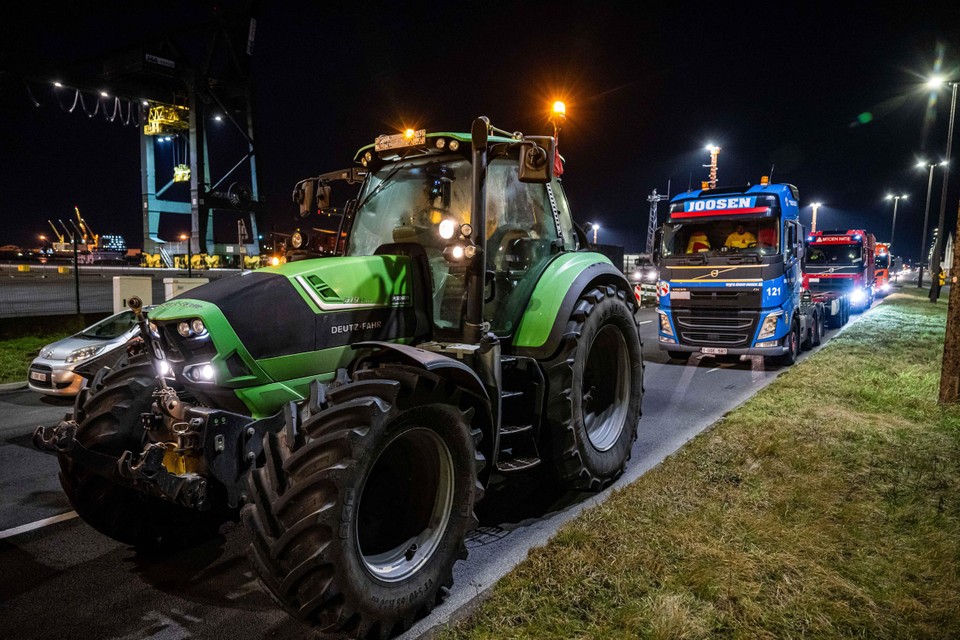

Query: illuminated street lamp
left=926, top=75, right=958, bottom=302
left=916, top=160, right=946, bottom=287
left=809, top=202, right=823, bottom=233
left=180, top=233, right=192, bottom=278
left=704, top=144, right=721, bottom=189
left=883, top=193, right=908, bottom=246
left=584, top=221, right=600, bottom=245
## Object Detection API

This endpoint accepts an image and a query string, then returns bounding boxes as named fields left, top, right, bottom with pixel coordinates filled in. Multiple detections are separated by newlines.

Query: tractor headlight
left=657, top=311, right=673, bottom=336
left=190, top=318, right=206, bottom=335
left=184, top=362, right=216, bottom=384
left=757, top=311, right=783, bottom=340
left=291, top=230, right=304, bottom=249
left=148, top=322, right=160, bottom=338
left=177, top=321, right=191, bottom=337
left=157, top=359, right=175, bottom=379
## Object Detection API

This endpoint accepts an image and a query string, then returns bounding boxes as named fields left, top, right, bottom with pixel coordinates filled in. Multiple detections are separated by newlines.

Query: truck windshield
left=806, top=243, right=863, bottom=266
left=661, top=216, right=780, bottom=257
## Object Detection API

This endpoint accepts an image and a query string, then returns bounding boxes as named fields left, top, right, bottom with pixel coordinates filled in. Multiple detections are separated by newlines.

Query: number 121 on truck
left=653, top=178, right=825, bottom=366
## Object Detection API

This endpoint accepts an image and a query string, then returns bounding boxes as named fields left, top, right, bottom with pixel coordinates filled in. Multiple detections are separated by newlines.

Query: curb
left=0, top=381, right=27, bottom=393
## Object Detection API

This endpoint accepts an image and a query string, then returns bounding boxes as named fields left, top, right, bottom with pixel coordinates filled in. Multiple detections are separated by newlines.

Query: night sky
left=1, top=1, right=959, bottom=262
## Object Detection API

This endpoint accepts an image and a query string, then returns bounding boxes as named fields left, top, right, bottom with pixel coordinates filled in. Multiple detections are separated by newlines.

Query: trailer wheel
left=809, top=312, right=823, bottom=347
left=59, top=362, right=230, bottom=551
left=769, top=319, right=800, bottom=367
left=545, top=286, right=643, bottom=491
left=243, top=367, right=484, bottom=638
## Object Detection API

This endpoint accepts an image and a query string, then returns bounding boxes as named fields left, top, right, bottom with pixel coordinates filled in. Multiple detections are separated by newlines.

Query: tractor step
left=496, top=456, right=541, bottom=473
left=499, top=423, right=533, bottom=437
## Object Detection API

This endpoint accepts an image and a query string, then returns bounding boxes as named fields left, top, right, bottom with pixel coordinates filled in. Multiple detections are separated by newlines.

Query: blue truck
left=654, top=179, right=825, bottom=366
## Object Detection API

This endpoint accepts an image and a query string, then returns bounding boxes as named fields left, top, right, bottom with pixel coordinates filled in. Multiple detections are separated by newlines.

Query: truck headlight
left=850, top=288, right=866, bottom=304
left=658, top=311, right=673, bottom=336
left=757, top=311, right=783, bottom=340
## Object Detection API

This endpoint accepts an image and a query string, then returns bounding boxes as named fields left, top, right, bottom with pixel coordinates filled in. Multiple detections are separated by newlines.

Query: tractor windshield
left=346, top=152, right=577, bottom=336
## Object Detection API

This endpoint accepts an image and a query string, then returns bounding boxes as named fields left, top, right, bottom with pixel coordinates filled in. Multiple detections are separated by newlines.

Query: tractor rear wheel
left=545, top=286, right=644, bottom=491
left=58, top=362, right=230, bottom=551
left=243, top=366, right=484, bottom=638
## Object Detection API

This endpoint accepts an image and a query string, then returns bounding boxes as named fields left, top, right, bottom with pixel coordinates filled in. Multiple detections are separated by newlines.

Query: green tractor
left=35, top=117, right=644, bottom=638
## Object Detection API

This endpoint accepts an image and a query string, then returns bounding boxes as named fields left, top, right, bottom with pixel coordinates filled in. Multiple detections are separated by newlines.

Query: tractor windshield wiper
left=355, top=161, right=406, bottom=212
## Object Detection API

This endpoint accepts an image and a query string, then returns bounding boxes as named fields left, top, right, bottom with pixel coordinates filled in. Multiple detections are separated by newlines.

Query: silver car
left=27, top=309, right=145, bottom=396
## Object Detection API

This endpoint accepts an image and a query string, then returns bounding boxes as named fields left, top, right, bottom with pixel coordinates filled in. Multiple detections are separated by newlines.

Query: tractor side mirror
left=317, top=184, right=332, bottom=211
left=296, top=180, right=316, bottom=218
left=519, top=136, right=555, bottom=183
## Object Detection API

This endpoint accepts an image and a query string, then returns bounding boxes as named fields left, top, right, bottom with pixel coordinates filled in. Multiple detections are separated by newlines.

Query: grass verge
left=440, top=288, right=960, bottom=639
left=0, top=330, right=73, bottom=384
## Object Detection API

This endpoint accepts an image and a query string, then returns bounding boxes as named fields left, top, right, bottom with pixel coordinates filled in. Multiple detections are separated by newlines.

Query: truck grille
left=672, top=310, right=759, bottom=348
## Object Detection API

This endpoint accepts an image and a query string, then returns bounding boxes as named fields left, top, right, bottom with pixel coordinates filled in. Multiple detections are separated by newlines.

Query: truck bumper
left=659, top=342, right=789, bottom=357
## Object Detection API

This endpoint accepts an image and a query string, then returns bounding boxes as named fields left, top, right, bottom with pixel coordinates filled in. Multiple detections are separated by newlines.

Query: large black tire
left=768, top=319, right=800, bottom=367
left=243, top=366, right=484, bottom=639
left=59, top=362, right=231, bottom=551
left=544, top=285, right=644, bottom=491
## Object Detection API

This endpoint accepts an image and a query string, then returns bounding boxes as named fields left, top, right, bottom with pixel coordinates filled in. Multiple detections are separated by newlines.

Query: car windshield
left=77, top=310, right=137, bottom=339
left=662, top=216, right=780, bottom=257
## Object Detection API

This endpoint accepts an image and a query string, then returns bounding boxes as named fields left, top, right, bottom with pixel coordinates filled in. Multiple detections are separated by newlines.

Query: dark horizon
left=1, top=1, right=959, bottom=263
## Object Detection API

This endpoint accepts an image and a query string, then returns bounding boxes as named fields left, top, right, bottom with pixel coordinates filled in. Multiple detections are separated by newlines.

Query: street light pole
left=929, top=79, right=957, bottom=302
left=917, top=162, right=939, bottom=287
left=884, top=193, right=907, bottom=247
left=181, top=233, right=192, bottom=278
left=810, top=202, right=822, bottom=233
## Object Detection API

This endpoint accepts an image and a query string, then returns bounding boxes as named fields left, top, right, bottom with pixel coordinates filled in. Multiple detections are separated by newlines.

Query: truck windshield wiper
left=679, top=253, right=707, bottom=265
left=728, top=253, right=761, bottom=264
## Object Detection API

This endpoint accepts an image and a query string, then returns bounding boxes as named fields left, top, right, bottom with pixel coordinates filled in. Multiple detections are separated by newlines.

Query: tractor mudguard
left=352, top=340, right=495, bottom=472
left=512, top=252, right=632, bottom=359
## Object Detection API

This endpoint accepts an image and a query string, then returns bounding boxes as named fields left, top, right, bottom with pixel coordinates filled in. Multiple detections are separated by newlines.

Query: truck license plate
left=30, top=371, right=48, bottom=382
left=701, top=347, right=727, bottom=355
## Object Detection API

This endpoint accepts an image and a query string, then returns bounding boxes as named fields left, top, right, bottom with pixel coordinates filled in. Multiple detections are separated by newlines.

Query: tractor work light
left=438, top=218, right=457, bottom=239
left=157, top=360, right=174, bottom=379
left=757, top=310, right=783, bottom=340
left=460, top=223, right=473, bottom=237
left=435, top=138, right=446, bottom=149
left=448, top=139, right=460, bottom=151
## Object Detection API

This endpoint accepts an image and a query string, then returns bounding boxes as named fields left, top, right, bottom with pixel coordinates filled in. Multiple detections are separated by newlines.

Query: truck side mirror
left=519, top=136, right=555, bottom=183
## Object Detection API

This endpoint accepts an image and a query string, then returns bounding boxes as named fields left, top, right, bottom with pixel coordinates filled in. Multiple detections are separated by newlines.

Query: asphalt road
left=0, top=302, right=869, bottom=639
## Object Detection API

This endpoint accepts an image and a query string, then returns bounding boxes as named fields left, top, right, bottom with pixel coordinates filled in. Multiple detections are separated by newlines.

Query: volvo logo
left=710, top=269, right=719, bottom=277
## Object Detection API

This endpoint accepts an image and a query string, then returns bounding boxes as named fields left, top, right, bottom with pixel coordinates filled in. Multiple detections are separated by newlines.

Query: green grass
left=441, top=288, right=960, bottom=639
left=0, top=330, right=74, bottom=384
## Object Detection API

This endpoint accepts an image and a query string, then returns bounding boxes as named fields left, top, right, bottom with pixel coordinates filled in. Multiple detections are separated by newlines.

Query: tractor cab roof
left=353, top=130, right=521, bottom=168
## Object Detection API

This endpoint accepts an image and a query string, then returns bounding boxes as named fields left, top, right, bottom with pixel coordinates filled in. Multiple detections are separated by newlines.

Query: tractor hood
left=146, top=256, right=419, bottom=413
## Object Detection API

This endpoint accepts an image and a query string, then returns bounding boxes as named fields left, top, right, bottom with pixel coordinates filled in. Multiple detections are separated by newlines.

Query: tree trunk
left=939, top=200, right=960, bottom=404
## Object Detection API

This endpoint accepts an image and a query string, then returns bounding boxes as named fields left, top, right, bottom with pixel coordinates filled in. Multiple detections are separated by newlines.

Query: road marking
left=638, top=320, right=653, bottom=325
left=0, top=511, right=79, bottom=540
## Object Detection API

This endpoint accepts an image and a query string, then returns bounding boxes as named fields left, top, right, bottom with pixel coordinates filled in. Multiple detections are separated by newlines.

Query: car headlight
left=65, top=345, right=105, bottom=363
left=757, top=311, right=783, bottom=340
left=39, top=347, right=55, bottom=359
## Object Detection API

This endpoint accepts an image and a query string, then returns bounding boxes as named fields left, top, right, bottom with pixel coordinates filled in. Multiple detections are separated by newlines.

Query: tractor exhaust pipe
left=465, top=117, right=489, bottom=344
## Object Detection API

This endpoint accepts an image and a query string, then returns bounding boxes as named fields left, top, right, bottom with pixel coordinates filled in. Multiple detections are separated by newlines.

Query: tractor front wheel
left=545, top=286, right=644, bottom=491
left=58, top=362, right=230, bottom=551
left=243, top=366, right=484, bottom=638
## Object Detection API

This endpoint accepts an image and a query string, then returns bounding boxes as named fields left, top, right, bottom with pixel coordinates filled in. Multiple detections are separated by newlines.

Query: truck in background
left=655, top=178, right=825, bottom=366
left=874, top=241, right=892, bottom=296
left=803, top=229, right=876, bottom=314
